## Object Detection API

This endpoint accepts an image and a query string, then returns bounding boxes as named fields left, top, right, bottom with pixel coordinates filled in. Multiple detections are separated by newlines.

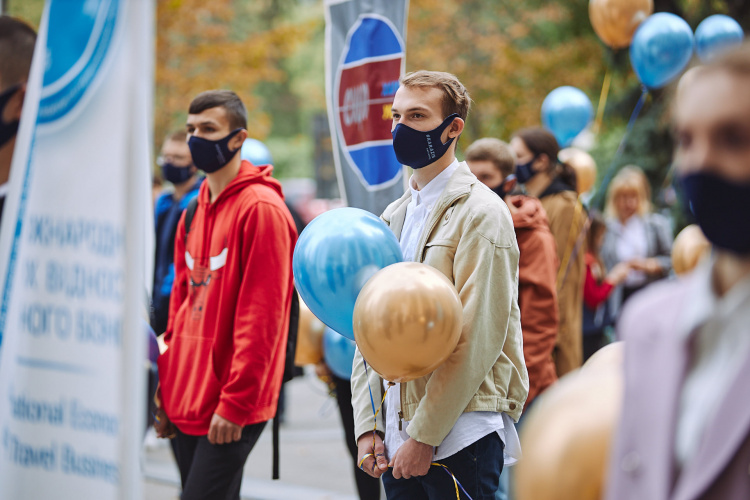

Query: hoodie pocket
left=158, top=334, right=222, bottom=424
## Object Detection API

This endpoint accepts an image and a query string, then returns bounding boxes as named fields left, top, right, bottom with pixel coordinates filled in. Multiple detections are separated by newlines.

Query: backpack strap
left=183, top=197, right=199, bottom=246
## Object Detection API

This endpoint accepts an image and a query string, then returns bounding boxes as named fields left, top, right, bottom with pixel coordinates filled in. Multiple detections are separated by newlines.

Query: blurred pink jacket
left=606, top=274, right=750, bottom=500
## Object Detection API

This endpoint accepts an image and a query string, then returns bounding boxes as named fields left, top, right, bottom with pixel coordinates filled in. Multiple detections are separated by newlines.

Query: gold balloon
left=516, top=359, right=624, bottom=500
left=559, top=147, right=597, bottom=194
left=672, top=224, right=711, bottom=276
left=352, top=262, right=463, bottom=383
left=589, top=0, right=654, bottom=49
left=294, top=298, right=326, bottom=366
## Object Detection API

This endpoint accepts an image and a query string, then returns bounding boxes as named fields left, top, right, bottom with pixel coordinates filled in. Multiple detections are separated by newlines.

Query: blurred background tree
left=5, top=0, right=749, bottom=216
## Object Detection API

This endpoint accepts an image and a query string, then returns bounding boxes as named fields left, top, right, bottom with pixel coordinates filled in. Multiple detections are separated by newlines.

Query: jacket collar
left=383, top=161, right=476, bottom=241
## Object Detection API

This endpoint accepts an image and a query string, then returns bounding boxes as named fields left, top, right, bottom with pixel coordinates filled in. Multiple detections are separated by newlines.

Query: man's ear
left=448, top=117, right=464, bottom=138
left=4, top=84, right=25, bottom=122
left=230, top=129, right=248, bottom=152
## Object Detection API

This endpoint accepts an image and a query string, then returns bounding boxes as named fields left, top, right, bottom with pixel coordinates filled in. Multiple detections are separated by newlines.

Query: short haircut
left=400, top=71, right=472, bottom=120
left=164, top=129, right=188, bottom=144
left=0, top=16, right=37, bottom=90
left=605, top=165, right=652, bottom=218
left=465, top=138, right=517, bottom=178
left=188, top=90, right=247, bottom=130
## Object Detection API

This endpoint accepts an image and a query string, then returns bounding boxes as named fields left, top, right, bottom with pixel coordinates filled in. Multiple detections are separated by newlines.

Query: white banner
left=0, top=0, right=152, bottom=498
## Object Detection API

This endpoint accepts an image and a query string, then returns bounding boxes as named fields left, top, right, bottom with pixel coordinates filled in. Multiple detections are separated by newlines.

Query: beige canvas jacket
left=351, top=161, right=529, bottom=447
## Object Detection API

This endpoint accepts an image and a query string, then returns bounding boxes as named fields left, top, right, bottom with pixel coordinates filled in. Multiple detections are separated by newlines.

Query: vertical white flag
left=0, top=0, right=153, bottom=498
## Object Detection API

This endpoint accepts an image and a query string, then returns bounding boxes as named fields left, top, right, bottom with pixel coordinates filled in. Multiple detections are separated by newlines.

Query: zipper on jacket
left=398, top=410, right=404, bottom=431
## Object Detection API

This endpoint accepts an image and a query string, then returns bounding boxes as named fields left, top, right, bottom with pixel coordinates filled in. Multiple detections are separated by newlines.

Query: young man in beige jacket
left=351, top=71, right=528, bottom=499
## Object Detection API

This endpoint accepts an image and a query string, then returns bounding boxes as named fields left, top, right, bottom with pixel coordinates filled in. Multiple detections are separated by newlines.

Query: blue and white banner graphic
left=325, top=0, right=409, bottom=215
left=0, top=1, right=153, bottom=498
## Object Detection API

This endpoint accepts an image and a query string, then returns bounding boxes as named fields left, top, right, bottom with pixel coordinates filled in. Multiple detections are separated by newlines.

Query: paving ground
left=142, top=369, right=384, bottom=500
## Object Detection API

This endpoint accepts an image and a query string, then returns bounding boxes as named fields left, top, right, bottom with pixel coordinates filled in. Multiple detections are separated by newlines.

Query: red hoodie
left=158, top=162, right=297, bottom=435
left=508, top=195, right=559, bottom=406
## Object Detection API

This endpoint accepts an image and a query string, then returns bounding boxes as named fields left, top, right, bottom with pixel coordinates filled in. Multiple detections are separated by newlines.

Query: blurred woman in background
left=511, top=127, right=586, bottom=377
left=601, top=166, right=673, bottom=317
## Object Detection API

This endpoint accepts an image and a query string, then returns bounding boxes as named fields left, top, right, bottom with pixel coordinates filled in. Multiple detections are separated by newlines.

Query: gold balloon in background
left=589, top=0, right=653, bottom=49
left=294, top=298, right=326, bottom=366
left=516, top=346, right=624, bottom=500
left=352, top=262, right=463, bottom=383
left=672, top=224, right=711, bottom=276
left=559, top=147, right=597, bottom=194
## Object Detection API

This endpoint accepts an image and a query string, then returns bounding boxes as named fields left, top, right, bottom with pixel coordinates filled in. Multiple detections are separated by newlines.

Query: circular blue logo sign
left=38, top=0, right=120, bottom=125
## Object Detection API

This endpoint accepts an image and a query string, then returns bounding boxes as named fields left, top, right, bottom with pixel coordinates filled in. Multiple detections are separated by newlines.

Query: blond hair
left=465, top=138, right=517, bottom=178
left=400, top=70, right=472, bottom=120
left=605, top=166, right=652, bottom=219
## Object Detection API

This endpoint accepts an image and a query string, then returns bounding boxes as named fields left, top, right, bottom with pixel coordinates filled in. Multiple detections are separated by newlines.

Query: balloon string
left=359, top=361, right=472, bottom=500
left=593, top=86, right=650, bottom=209
left=593, top=69, right=612, bottom=135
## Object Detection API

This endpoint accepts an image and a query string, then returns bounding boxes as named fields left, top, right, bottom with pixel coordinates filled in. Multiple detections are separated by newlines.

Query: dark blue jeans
left=382, top=432, right=504, bottom=500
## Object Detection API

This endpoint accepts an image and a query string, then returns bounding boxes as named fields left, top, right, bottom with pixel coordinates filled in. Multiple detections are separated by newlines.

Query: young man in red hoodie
left=155, top=90, right=297, bottom=500
left=465, top=138, right=559, bottom=409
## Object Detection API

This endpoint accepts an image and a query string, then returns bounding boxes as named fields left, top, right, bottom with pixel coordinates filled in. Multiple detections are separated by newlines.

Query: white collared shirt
left=384, top=159, right=521, bottom=465
left=614, top=215, right=649, bottom=287
left=674, top=259, right=750, bottom=466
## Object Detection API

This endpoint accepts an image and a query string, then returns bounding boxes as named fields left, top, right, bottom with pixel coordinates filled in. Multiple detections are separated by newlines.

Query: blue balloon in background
left=541, top=86, right=594, bottom=148
left=695, top=15, right=744, bottom=63
left=293, top=207, right=402, bottom=340
left=630, top=13, right=695, bottom=89
left=241, top=138, right=273, bottom=165
left=323, top=327, right=356, bottom=379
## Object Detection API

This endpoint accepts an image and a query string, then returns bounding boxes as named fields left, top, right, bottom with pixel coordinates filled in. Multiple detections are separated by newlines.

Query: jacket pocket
left=158, top=335, right=222, bottom=423
left=422, top=240, right=457, bottom=281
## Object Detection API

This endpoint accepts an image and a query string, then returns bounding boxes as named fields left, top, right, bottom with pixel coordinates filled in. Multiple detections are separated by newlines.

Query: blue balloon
left=541, top=86, right=593, bottom=148
left=695, top=15, right=744, bottom=63
left=292, top=207, right=402, bottom=340
left=241, top=138, right=273, bottom=165
left=630, top=13, right=694, bottom=89
left=323, top=327, right=357, bottom=379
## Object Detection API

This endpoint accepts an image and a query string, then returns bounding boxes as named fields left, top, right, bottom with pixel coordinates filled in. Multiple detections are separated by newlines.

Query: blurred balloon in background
left=695, top=14, right=744, bottom=63
left=559, top=147, right=597, bottom=195
left=630, top=13, right=694, bottom=89
left=671, top=224, right=711, bottom=276
left=241, top=138, right=273, bottom=165
left=542, top=87, right=594, bottom=148
left=294, top=298, right=326, bottom=366
left=323, top=327, right=357, bottom=379
left=353, top=262, right=463, bottom=383
left=293, top=207, right=402, bottom=340
left=589, top=0, right=653, bottom=49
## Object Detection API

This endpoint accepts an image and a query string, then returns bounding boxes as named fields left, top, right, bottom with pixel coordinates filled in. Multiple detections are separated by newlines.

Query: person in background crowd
left=510, top=128, right=585, bottom=377
left=601, top=166, right=673, bottom=317
left=151, top=130, right=203, bottom=335
left=154, top=90, right=297, bottom=500
left=352, top=70, right=528, bottom=500
left=607, top=43, right=750, bottom=500
left=0, top=16, right=36, bottom=225
left=316, top=362, right=382, bottom=500
left=465, top=137, right=558, bottom=409
left=582, top=211, right=631, bottom=362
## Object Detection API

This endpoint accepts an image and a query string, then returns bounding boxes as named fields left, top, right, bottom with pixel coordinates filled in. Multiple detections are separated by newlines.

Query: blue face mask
left=491, top=174, right=516, bottom=199
left=188, top=128, right=243, bottom=173
left=391, top=113, right=459, bottom=169
left=0, top=84, right=21, bottom=149
left=159, top=159, right=195, bottom=185
left=679, top=171, right=750, bottom=255
left=515, top=157, right=538, bottom=184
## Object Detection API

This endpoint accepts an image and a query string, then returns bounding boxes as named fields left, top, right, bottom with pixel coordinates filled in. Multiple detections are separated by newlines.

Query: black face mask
left=0, top=84, right=21, bottom=149
left=679, top=170, right=750, bottom=256
left=491, top=174, right=516, bottom=199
